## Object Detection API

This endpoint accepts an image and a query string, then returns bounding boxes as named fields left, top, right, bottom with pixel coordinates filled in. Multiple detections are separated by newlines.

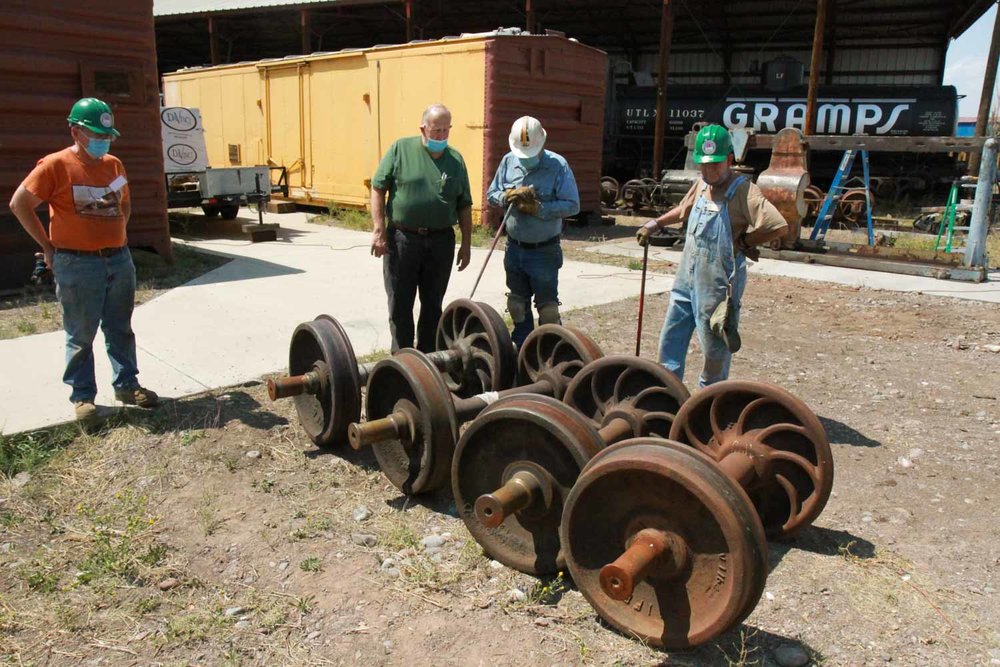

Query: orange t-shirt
left=21, top=147, right=131, bottom=251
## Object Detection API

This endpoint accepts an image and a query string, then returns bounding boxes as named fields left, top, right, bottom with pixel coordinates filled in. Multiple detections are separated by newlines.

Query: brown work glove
left=504, top=185, right=540, bottom=215
left=636, top=219, right=659, bottom=246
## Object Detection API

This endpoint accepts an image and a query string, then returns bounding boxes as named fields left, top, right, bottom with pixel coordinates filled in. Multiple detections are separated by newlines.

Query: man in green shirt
left=371, top=104, right=473, bottom=352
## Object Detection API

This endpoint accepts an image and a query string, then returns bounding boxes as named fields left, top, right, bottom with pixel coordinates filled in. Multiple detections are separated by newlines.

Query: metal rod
left=965, top=138, right=998, bottom=269
left=474, top=470, right=542, bottom=528
left=635, top=242, right=649, bottom=356
left=969, top=5, right=1000, bottom=174
left=453, top=379, right=553, bottom=421
left=805, top=0, right=828, bottom=135
left=405, top=0, right=413, bottom=42
left=525, top=0, right=535, bottom=33
left=267, top=371, right=321, bottom=400
left=651, top=0, right=674, bottom=179
left=600, top=528, right=671, bottom=601
left=349, top=412, right=411, bottom=450
left=597, top=417, right=635, bottom=445
left=470, top=204, right=512, bottom=299
left=300, top=8, right=311, bottom=54
left=208, top=17, right=220, bottom=66
left=718, top=451, right=758, bottom=490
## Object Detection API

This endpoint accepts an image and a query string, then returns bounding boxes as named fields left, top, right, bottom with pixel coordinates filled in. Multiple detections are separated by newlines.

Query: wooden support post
left=208, top=16, right=220, bottom=65
left=651, top=0, right=674, bottom=180
left=969, top=4, right=1000, bottom=174
left=805, top=0, right=827, bottom=135
left=526, top=0, right=535, bottom=33
left=405, top=0, right=413, bottom=41
left=824, top=0, right=836, bottom=85
left=300, top=9, right=311, bottom=54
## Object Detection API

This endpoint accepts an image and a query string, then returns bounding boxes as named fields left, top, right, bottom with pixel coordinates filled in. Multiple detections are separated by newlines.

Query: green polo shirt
left=372, top=137, right=473, bottom=230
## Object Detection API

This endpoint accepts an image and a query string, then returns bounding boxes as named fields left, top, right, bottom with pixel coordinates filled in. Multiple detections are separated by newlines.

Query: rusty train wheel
left=561, top=438, right=768, bottom=649
left=563, top=355, right=690, bottom=438
left=668, top=381, right=833, bottom=539
left=453, top=395, right=604, bottom=574
left=288, top=315, right=362, bottom=448
left=365, top=349, right=458, bottom=494
left=517, top=325, right=603, bottom=394
left=435, top=299, right=516, bottom=396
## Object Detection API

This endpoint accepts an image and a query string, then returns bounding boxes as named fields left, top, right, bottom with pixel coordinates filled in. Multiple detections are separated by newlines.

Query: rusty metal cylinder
left=600, top=528, right=673, bottom=601
left=267, top=371, right=321, bottom=400
left=474, top=470, right=543, bottom=528
left=596, top=417, right=635, bottom=445
left=349, top=412, right=411, bottom=450
left=718, top=451, right=759, bottom=490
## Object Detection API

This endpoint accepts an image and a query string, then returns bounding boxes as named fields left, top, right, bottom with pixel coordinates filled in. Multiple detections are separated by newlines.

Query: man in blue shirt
left=486, top=116, right=580, bottom=348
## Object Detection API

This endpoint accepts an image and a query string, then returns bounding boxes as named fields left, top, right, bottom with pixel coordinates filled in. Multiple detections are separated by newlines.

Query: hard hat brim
left=694, top=153, right=729, bottom=164
left=69, top=119, right=121, bottom=138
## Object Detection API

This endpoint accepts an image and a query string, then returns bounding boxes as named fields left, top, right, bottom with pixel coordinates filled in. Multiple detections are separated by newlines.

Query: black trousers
left=383, top=227, right=456, bottom=353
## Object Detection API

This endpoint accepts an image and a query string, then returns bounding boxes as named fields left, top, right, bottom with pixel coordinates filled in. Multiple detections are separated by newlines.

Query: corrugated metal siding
left=154, top=0, right=341, bottom=17
left=482, top=38, right=607, bottom=227
left=0, top=0, right=169, bottom=289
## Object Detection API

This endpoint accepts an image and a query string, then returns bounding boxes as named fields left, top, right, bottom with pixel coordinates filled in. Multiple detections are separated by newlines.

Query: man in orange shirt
left=9, top=98, right=158, bottom=422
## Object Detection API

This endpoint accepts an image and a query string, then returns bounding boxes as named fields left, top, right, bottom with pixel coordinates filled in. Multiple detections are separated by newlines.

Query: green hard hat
left=692, top=124, right=732, bottom=164
left=67, top=98, right=120, bottom=137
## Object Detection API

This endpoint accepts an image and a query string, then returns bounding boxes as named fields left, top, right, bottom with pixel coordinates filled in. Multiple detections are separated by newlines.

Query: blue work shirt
left=486, top=150, right=580, bottom=243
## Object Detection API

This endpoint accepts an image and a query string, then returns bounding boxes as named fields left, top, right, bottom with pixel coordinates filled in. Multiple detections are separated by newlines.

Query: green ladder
left=934, top=177, right=976, bottom=252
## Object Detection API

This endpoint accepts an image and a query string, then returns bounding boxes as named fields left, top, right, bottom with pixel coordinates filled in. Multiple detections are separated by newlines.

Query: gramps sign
left=616, top=86, right=957, bottom=138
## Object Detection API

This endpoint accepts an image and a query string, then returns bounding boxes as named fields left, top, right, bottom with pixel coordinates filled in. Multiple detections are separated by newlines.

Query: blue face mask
left=518, top=155, right=540, bottom=170
left=85, top=137, right=111, bottom=159
left=426, top=138, right=448, bottom=152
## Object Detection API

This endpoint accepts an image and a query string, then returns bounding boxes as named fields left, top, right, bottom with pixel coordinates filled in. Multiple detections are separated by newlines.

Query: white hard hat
left=508, top=116, right=547, bottom=159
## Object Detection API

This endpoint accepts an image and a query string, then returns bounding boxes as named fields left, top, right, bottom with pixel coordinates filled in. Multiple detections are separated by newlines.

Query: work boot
left=74, top=400, right=97, bottom=422
left=114, top=386, right=160, bottom=408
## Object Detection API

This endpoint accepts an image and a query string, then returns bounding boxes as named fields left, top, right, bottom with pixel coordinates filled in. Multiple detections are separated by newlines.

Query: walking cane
left=469, top=203, right=514, bottom=300
left=635, top=241, right=650, bottom=356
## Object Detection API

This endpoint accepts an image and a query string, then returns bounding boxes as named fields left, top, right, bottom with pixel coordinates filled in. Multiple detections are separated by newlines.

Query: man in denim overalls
left=636, top=125, right=789, bottom=387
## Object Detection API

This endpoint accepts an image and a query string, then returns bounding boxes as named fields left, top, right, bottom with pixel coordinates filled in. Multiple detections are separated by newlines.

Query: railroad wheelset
left=268, top=298, right=516, bottom=448
left=349, top=325, right=604, bottom=495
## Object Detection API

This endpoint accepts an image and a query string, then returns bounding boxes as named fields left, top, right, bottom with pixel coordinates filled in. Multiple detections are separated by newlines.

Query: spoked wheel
left=453, top=395, right=604, bottom=574
left=516, top=324, right=603, bottom=395
left=561, top=438, right=768, bottom=649
left=286, top=315, right=362, bottom=448
left=668, top=380, right=834, bottom=539
left=436, top=299, right=516, bottom=396
left=364, top=350, right=459, bottom=494
left=563, top=355, right=690, bottom=438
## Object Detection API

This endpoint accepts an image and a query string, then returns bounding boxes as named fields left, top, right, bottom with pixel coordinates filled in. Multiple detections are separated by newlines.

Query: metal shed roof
left=154, top=0, right=375, bottom=17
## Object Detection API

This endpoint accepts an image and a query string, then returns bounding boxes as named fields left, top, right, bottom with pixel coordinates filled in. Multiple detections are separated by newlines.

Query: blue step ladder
left=809, top=148, right=875, bottom=246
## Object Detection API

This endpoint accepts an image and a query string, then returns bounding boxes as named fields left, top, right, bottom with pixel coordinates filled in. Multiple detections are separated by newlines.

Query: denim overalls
left=658, top=175, right=748, bottom=388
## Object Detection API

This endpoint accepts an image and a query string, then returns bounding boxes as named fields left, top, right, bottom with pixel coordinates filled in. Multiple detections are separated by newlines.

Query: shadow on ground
left=819, top=415, right=882, bottom=448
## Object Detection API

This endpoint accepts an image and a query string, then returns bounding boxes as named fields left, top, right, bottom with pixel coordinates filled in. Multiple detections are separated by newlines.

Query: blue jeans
left=504, top=241, right=562, bottom=348
left=53, top=249, right=140, bottom=403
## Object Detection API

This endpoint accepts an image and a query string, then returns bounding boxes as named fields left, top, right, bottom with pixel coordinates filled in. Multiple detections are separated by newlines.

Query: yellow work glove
left=636, top=219, right=659, bottom=246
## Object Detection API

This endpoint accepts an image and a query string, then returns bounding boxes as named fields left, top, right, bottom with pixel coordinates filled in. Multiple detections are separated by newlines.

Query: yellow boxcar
left=162, top=33, right=607, bottom=224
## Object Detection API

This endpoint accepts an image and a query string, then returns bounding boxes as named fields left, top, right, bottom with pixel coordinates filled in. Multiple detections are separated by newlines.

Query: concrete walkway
left=586, top=240, right=1000, bottom=304
left=0, top=212, right=673, bottom=435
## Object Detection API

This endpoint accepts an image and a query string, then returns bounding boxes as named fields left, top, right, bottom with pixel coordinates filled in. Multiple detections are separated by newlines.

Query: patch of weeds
left=166, top=610, right=222, bottom=642
left=22, top=564, right=59, bottom=593
left=136, top=596, right=162, bottom=615
left=717, top=627, right=763, bottom=666
left=14, top=319, right=37, bottom=335
left=222, top=453, right=241, bottom=473
left=259, top=606, right=287, bottom=634
left=53, top=601, right=89, bottom=632
left=196, top=492, right=226, bottom=537
left=141, top=542, right=168, bottom=567
left=527, top=571, right=566, bottom=605
left=469, top=224, right=496, bottom=248
left=293, top=594, right=316, bottom=614
left=299, top=557, right=322, bottom=572
left=627, top=259, right=643, bottom=271
left=0, top=508, right=23, bottom=528
left=290, top=515, right=333, bottom=541
left=179, top=429, right=205, bottom=447
left=458, top=538, right=486, bottom=568
left=380, top=520, right=419, bottom=551
left=254, top=478, right=277, bottom=494
left=75, top=489, right=161, bottom=585
left=0, top=425, right=80, bottom=477
left=319, top=206, right=373, bottom=231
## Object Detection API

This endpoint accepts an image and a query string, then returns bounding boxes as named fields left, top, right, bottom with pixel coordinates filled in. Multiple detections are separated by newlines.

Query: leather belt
left=507, top=234, right=560, bottom=250
left=392, top=226, right=453, bottom=236
left=55, top=246, right=126, bottom=257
